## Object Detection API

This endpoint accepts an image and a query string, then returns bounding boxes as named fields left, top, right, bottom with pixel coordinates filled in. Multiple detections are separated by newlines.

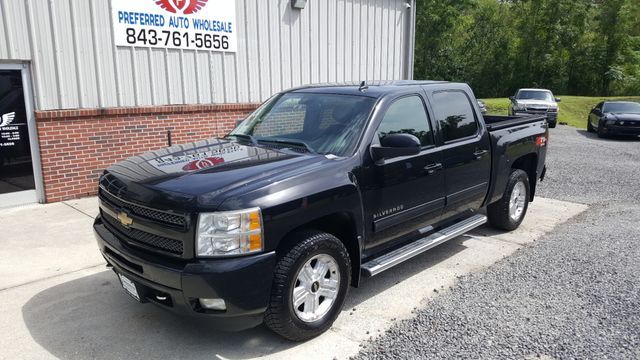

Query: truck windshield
left=230, top=93, right=375, bottom=156
left=603, top=102, right=640, bottom=114
left=516, top=91, right=553, bottom=101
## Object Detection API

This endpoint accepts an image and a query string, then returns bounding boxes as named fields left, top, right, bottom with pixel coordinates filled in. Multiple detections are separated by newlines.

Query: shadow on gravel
left=22, top=239, right=468, bottom=359
left=574, top=128, right=640, bottom=141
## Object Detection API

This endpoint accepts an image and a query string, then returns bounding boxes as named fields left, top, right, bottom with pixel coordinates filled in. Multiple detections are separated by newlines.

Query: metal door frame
left=0, top=62, right=44, bottom=207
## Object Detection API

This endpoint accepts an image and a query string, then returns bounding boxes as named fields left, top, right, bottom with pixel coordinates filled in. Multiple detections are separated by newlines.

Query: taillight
left=536, top=135, right=548, bottom=147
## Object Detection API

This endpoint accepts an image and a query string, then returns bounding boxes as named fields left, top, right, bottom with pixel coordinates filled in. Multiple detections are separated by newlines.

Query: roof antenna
left=359, top=81, right=368, bottom=92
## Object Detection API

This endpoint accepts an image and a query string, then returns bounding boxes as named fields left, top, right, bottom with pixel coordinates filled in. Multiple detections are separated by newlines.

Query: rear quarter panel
left=485, top=120, right=548, bottom=205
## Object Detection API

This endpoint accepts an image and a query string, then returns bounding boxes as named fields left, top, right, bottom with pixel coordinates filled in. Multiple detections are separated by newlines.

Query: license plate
left=118, top=273, right=141, bottom=301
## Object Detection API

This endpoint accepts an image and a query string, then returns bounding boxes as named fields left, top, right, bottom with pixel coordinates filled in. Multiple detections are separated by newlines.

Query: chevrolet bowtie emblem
left=117, top=212, right=133, bottom=227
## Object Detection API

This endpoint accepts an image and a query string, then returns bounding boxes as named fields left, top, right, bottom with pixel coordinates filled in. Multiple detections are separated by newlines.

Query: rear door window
left=432, top=91, right=479, bottom=142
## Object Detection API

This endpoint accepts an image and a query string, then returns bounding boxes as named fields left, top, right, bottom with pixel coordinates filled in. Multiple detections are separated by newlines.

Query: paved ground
left=355, top=126, right=640, bottom=359
left=0, top=196, right=585, bottom=360
left=0, top=125, right=633, bottom=360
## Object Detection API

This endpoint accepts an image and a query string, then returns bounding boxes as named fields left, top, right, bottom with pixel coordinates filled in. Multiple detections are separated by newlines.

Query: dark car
left=94, top=81, right=548, bottom=341
left=587, top=101, right=640, bottom=138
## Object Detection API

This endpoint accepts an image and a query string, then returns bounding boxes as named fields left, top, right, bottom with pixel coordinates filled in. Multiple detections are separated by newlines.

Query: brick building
left=0, top=0, right=416, bottom=207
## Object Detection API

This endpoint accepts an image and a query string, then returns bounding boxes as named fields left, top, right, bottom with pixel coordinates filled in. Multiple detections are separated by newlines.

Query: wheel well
left=277, top=212, right=361, bottom=287
left=512, top=153, right=538, bottom=201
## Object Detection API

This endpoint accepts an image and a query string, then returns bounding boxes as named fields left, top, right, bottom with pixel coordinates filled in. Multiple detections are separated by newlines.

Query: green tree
left=412, top=0, right=639, bottom=97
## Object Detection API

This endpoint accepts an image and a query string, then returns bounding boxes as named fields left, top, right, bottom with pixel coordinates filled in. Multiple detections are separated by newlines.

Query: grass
left=481, top=96, right=640, bottom=129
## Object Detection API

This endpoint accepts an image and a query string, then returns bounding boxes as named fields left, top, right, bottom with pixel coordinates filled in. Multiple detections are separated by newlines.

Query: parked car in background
left=509, top=88, right=560, bottom=128
left=477, top=99, right=488, bottom=114
left=587, top=101, right=640, bottom=138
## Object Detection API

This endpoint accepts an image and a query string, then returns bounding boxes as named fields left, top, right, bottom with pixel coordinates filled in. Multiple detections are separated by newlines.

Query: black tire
left=586, top=118, right=594, bottom=132
left=548, top=120, right=557, bottom=128
left=597, top=121, right=607, bottom=138
left=264, top=230, right=351, bottom=341
left=487, top=169, right=530, bottom=231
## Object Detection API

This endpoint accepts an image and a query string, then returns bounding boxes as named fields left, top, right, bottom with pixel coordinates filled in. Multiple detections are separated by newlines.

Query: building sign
left=111, top=0, right=237, bottom=52
left=0, top=111, right=21, bottom=147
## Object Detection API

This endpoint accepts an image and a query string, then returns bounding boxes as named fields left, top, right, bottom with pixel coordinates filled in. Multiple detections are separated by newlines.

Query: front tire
left=586, top=118, right=594, bottom=132
left=265, top=230, right=351, bottom=341
left=487, top=169, right=530, bottom=231
left=597, top=121, right=607, bottom=138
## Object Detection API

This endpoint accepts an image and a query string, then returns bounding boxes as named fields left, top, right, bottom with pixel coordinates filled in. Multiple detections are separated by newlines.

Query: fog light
left=199, top=298, right=226, bottom=311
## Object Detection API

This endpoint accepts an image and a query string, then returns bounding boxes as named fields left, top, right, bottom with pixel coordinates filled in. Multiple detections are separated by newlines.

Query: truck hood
left=102, top=138, right=337, bottom=210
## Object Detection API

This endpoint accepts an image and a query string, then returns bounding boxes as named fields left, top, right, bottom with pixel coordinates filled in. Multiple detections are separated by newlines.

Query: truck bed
left=484, top=114, right=547, bottom=131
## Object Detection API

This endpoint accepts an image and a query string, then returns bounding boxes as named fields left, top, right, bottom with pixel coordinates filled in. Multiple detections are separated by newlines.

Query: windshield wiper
left=225, top=133, right=257, bottom=145
left=257, top=138, right=317, bottom=154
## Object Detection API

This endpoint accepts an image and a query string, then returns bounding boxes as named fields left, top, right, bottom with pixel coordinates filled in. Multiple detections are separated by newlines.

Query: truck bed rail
left=484, top=114, right=547, bottom=131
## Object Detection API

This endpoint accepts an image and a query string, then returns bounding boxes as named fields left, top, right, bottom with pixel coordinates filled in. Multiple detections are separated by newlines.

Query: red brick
left=36, top=103, right=259, bottom=202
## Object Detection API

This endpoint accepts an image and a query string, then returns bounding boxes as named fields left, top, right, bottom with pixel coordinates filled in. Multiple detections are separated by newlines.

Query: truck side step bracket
left=361, top=214, right=487, bottom=277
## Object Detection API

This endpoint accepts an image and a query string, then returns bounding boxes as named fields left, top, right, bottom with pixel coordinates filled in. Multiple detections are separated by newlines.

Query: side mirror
left=555, top=98, right=561, bottom=103
left=371, top=133, right=421, bottom=161
left=509, top=96, right=515, bottom=101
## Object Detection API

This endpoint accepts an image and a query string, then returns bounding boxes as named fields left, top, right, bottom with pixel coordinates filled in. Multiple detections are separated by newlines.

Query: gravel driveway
left=355, top=126, right=640, bottom=359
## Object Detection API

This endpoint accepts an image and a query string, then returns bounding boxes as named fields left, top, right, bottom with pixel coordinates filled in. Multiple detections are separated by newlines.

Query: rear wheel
left=264, top=230, right=351, bottom=341
left=487, top=169, right=530, bottom=231
left=548, top=120, right=557, bottom=128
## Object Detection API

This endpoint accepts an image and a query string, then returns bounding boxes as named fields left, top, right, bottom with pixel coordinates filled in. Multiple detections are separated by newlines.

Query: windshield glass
left=231, top=93, right=375, bottom=156
left=603, top=102, right=640, bottom=114
left=516, top=90, right=553, bottom=101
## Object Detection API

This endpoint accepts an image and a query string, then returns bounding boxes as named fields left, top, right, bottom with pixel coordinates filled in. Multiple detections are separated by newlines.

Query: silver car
left=509, top=88, right=560, bottom=128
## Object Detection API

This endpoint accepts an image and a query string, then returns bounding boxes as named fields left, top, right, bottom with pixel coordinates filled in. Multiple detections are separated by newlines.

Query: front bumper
left=602, top=124, right=640, bottom=136
left=94, top=215, right=276, bottom=331
left=514, top=111, right=557, bottom=123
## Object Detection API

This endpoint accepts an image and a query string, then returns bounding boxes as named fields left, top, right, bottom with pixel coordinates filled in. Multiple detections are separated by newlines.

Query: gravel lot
left=355, top=126, right=640, bottom=359
left=537, top=127, right=640, bottom=204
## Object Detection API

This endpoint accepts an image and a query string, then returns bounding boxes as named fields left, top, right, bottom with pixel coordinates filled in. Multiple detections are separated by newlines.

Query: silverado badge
left=117, top=211, right=134, bottom=227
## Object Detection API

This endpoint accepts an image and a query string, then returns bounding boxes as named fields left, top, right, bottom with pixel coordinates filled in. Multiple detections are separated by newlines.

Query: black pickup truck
left=94, top=81, right=548, bottom=341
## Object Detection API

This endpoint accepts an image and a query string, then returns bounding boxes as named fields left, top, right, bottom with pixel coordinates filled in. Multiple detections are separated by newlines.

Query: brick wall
left=35, top=104, right=259, bottom=203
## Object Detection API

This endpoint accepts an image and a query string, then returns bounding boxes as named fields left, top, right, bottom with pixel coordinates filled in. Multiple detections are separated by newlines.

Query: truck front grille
left=102, top=211, right=184, bottom=255
left=99, top=188, right=187, bottom=228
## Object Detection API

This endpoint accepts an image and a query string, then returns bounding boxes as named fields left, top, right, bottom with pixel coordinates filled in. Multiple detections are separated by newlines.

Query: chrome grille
left=102, top=211, right=184, bottom=255
left=99, top=189, right=187, bottom=228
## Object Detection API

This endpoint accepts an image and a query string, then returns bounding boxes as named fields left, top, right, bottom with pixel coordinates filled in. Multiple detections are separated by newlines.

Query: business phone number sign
left=111, top=0, right=237, bottom=52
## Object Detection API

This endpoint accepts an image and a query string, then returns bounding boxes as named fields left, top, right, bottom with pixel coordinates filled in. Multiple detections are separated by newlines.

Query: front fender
left=219, top=164, right=365, bottom=255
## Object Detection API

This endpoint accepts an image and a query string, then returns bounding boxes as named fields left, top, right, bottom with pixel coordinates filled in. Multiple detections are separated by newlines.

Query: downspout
left=403, top=0, right=417, bottom=80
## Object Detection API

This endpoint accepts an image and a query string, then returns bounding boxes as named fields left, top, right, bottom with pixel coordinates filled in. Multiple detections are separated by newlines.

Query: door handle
left=473, top=149, right=488, bottom=160
left=424, top=163, right=443, bottom=175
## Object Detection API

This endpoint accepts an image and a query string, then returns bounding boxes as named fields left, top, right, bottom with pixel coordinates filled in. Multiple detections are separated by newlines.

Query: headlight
left=196, top=208, right=263, bottom=257
left=514, top=103, right=526, bottom=111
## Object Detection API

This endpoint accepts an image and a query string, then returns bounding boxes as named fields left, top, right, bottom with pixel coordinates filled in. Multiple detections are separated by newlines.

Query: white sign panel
left=111, top=0, right=237, bottom=52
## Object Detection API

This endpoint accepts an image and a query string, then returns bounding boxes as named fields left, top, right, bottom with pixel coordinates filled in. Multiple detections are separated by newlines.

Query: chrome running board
left=361, top=214, right=487, bottom=277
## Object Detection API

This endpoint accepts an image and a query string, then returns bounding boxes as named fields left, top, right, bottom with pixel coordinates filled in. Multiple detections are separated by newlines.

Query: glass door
left=0, top=65, right=41, bottom=207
